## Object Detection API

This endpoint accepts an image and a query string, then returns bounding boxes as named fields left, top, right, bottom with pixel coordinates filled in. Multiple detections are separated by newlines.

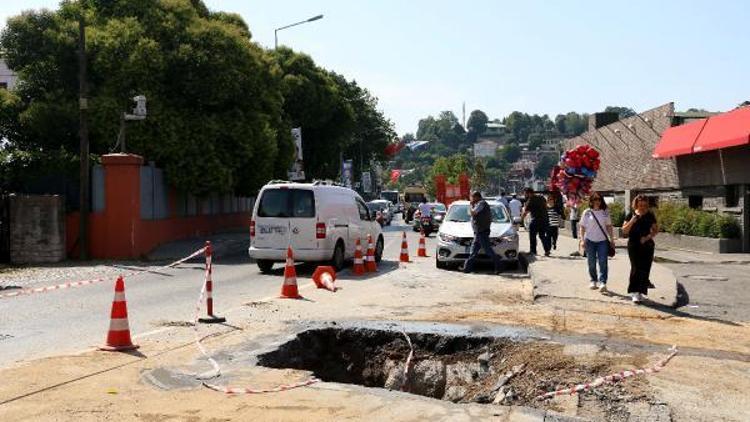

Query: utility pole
left=78, top=15, right=89, bottom=260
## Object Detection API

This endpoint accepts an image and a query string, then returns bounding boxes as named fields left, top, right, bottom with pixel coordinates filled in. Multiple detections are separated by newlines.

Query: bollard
left=199, top=241, right=226, bottom=324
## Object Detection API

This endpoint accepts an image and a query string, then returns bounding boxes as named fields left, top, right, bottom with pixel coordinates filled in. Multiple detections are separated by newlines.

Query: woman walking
left=579, top=192, right=614, bottom=292
left=622, top=195, right=658, bottom=304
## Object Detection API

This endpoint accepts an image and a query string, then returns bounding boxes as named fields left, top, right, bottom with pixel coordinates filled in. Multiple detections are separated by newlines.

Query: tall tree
left=604, top=106, right=636, bottom=119
left=0, top=0, right=292, bottom=196
left=466, top=109, right=489, bottom=137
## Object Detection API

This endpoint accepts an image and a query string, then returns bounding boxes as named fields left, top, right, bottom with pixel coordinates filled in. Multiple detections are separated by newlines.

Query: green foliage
left=471, top=159, right=488, bottom=192
left=501, top=144, right=521, bottom=163
left=653, top=202, right=741, bottom=239
left=427, top=153, right=470, bottom=196
left=0, top=1, right=393, bottom=196
left=466, top=109, right=488, bottom=136
left=533, top=155, right=556, bottom=179
left=609, top=202, right=625, bottom=227
left=603, top=106, right=636, bottom=118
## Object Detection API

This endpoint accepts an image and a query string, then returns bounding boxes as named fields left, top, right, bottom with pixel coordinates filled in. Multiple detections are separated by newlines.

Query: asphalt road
left=0, top=217, right=412, bottom=366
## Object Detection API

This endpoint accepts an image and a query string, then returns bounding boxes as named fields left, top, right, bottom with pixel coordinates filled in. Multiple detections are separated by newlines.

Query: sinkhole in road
left=257, top=327, right=664, bottom=418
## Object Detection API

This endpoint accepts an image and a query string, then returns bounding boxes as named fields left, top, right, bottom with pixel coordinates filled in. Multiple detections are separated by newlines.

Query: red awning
left=652, top=118, right=706, bottom=158
left=693, top=106, right=750, bottom=153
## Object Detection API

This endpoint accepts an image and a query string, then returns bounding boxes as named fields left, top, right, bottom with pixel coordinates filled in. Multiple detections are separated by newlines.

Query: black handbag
left=590, top=211, right=616, bottom=257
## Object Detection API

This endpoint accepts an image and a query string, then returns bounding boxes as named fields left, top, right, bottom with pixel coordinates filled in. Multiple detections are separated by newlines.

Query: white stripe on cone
left=114, top=292, right=126, bottom=302
left=109, top=318, right=131, bottom=331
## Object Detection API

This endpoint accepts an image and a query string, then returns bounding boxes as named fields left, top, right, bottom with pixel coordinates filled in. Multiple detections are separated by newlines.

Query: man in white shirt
left=508, top=195, right=522, bottom=219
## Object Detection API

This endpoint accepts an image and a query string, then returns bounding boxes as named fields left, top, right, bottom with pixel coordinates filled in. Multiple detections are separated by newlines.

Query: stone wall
left=9, top=194, right=66, bottom=264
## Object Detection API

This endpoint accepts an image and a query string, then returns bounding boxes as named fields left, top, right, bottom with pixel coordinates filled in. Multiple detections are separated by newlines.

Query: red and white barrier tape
left=536, top=346, right=679, bottom=400
left=0, top=247, right=206, bottom=300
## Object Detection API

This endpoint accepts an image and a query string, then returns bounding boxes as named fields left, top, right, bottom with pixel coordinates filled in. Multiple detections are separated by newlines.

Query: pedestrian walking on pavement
left=508, top=194, right=522, bottom=223
left=568, top=203, right=580, bottom=240
left=622, top=194, right=659, bottom=304
left=546, top=196, right=561, bottom=250
left=579, top=192, right=614, bottom=292
left=521, top=187, right=551, bottom=256
left=462, top=191, right=503, bottom=274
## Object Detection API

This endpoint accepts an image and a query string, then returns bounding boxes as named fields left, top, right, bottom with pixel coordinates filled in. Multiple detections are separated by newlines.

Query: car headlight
left=439, top=233, right=459, bottom=243
left=498, top=233, right=519, bottom=243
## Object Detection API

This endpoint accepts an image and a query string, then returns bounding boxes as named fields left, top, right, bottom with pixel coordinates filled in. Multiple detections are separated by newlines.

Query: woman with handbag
left=579, top=192, right=615, bottom=292
left=622, top=195, right=658, bottom=304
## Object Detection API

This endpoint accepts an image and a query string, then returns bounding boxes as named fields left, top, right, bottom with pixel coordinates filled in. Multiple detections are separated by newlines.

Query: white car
left=435, top=200, right=519, bottom=270
left=249, top=181, right=384, bottom=273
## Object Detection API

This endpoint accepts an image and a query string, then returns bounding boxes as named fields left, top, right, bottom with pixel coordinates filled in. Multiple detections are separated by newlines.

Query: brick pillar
left=101, top=153, right=143, bottom=258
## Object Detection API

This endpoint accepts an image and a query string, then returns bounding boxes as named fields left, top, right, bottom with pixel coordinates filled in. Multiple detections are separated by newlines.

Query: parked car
left=367, top=200, right=393, bottom=226
left=249, top=181, right=384, bottom=273
left=435, top=200, right=519, bottom=270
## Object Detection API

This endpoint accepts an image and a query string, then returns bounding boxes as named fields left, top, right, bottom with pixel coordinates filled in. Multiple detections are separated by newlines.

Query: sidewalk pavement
left=146, top=229, right=249, bottom=261
left=559, top=226, right=750, bottom=265
left=521, top=229, right=678, bottom=308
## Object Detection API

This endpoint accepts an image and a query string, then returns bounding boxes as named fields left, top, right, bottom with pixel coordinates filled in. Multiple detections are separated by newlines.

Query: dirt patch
left=257, top=327, right=665, bottom=420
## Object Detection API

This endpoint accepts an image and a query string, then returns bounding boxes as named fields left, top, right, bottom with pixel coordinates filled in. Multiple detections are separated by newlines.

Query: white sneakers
left=597, top=282, right=607, bottom=293
left=631, top=292, right=642, bottom=304
left=589, top=281, right=597, bottom=290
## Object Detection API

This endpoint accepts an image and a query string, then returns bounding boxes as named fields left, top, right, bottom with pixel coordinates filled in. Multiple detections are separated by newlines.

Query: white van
left=249, top=181, right=384, bottom=273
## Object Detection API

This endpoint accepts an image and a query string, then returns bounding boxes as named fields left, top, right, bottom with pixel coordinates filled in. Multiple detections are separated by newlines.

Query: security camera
left=125, top=95, right=147, bottom=120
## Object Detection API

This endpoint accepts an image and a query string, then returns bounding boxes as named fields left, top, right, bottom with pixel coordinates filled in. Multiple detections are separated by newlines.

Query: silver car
left=435, top=200, right=519, bottom=269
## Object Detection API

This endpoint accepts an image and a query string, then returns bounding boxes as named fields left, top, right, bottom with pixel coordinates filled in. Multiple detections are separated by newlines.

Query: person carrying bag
left=579, top=192, right=615, bottom=292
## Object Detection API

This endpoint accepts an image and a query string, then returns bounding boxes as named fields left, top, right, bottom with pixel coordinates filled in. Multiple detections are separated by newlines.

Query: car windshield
left=367, top=202, right=387, bottom=211
left=444, top=204, right=510, bottom=223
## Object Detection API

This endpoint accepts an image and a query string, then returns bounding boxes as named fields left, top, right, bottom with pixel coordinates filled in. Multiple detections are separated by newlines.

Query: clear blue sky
left=2, top=1, right=749, bottom=135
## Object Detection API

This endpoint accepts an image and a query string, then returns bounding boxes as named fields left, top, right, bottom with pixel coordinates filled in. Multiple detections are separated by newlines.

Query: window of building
left=725, top=185, right=739, bottom=208
left=688, top=195, right=703, bottom=209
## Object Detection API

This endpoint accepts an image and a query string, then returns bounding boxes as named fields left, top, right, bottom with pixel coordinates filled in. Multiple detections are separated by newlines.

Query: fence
left=66, top=154, right=254, bottom=259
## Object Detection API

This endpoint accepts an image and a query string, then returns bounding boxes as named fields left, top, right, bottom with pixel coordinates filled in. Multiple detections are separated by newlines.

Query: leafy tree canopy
left=603, top=106, right=636, bottom=119
left=466, top=109, right=488, bottom=135
left=0, top=0, right=394, bottom=196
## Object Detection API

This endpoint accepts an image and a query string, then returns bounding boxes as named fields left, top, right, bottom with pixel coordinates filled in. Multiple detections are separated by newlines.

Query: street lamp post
left=274, top=14, right=324, bottom=49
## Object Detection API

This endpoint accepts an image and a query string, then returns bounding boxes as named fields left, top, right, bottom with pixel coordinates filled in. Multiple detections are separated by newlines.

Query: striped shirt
left=547, top=207, right=561, bottom=226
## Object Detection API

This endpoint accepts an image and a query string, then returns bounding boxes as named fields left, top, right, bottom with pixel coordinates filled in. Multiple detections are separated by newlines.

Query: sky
left=2, top=0, right=749, bottom=136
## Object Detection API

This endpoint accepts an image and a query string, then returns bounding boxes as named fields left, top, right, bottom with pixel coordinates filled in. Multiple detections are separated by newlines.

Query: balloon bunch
left=552, top=145, right=601, bottom=206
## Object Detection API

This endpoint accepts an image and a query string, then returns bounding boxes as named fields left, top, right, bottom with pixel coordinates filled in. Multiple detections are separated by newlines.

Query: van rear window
left=258, top=189, right=315, bottom=218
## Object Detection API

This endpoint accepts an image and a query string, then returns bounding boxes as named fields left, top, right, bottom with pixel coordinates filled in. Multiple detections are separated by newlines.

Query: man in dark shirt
left=462, top=191, right=503, bottom=274
left=521, top=187, right=551, bottom=256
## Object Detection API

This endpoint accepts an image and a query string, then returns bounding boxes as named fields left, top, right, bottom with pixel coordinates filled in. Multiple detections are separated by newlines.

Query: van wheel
left=331, top=241, right=345, bottom=271
left=375, top=236, right=384, bottom=263
left=257, top=260, right=274, bottom=274
left=436, top=257, right=447, bottom=269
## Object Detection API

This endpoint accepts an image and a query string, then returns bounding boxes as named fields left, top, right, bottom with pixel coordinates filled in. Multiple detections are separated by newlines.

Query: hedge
left=654, top=202, right=741, bottom=239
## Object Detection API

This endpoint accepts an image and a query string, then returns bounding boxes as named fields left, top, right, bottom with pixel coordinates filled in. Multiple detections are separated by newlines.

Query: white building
left=473, top=140, right=498, bottom=158
left=0, top=59, right=18, bottom=90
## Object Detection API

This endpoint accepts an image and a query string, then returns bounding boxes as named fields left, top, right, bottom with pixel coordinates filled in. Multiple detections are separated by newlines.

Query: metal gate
left=0, top=195, right=9, bottom=263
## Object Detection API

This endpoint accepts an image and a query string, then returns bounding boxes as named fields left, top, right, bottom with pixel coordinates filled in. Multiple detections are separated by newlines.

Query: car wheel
left=257, top=260, right=274, bottom=274
left=436, top=257, right=447, bottom=269
left=375, top=236, right=384, bottom=263
left=331, top=241, right=345, bottom=271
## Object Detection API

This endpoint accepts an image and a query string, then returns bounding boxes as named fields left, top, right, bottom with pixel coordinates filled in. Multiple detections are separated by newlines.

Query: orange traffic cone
left=312, top=266, right=337, bottom=292
left=280, top=246, right=302, bottom=299
left=417, top=229, right=428, bottom=257
left=400, top=232, right=411, bottom=263
left=99, top=276, right=139, bottom=352
left=365, top=234, right=377, bottom=272
left=353, top=238, right=365, bottom=275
